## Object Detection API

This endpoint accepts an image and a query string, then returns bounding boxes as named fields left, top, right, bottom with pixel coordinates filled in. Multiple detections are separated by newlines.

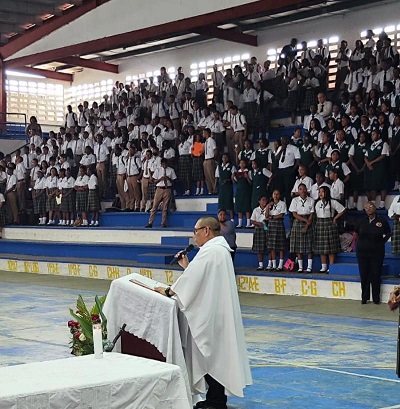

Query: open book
left=129, top=273, right=168, bottom=291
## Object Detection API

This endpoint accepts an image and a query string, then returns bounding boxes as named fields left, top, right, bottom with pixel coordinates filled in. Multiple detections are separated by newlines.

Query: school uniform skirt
left=289, top=219, right=313, bottom=253
left=242, top=102, right=257, bottom=129
left=33, top=190, right=47, bottom=214
left=313, top=217, right=341, bottom=254
left=218, top=181, right=234, bottom=211
left=301, top=88, right=317, bottom=112
left=76, top=190, right=88, bottom=213
left=0, top=205, right=6, bottom=227
left=60, top=188, right=75, bottom=213
left=178, top=155, right=192, bottom=183
left=87, top=188, right=100, bottom=212
left=252, top=226, right=267, bottom=253
left=192, top=156, right=204, bottom=181
left=47, top=188, right=60, bottom=212
left=283, top=90, right=298, bottom=112
left=267, top=219, right=286, bottom=251
left=391, top=220, right=400, bottom=255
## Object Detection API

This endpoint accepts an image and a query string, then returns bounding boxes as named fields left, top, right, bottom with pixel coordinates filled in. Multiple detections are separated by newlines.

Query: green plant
left=68, top=294, right=107, bottom=356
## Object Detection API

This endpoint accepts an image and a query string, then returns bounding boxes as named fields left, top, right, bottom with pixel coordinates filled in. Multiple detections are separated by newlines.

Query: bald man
left=156, top=217, right=252, bottom=409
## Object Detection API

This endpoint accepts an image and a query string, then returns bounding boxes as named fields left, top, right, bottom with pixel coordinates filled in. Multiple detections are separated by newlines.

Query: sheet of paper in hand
left=129, top=273, right=167, bottom=291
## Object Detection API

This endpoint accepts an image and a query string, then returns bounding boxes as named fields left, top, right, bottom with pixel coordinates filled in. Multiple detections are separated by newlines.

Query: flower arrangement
left=68, top=294, right=107, bottom=356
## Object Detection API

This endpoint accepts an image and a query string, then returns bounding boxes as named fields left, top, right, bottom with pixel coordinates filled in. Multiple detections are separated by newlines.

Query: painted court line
left=256, top=357, right=400, bottom=384
left=379, top=405, right=400, bottom=409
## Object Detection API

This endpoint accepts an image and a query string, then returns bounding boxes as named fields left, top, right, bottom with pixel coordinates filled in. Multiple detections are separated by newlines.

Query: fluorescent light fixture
left=385, top=25, right=395, bottom=33
left=5, top=70, right=45, bottom=79
left=329, top=36, right=339, bottom=43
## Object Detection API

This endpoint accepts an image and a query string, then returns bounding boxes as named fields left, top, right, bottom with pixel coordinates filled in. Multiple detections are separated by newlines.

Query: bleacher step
left=329, top=263, right=390, bottom=276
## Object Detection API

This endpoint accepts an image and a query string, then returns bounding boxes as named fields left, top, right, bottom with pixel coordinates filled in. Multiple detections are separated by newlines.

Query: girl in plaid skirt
left=46, top=167, right=60, bottom=226
left=314, top=186, right=346, bottom=273
left=60, top=167, right=76, bottom=226
left=265, top=190, right=287, bottom=271
left=74, top=165, right=90, bottom=227
left=87, top=165, right=100, bottom=227
left=178, top=134, right=192, bottom=196
left=289, top=184, right=315, bottom=272
left=32, top=170, right=47, bottom=225
left=250, top=196, right=269, bottom=270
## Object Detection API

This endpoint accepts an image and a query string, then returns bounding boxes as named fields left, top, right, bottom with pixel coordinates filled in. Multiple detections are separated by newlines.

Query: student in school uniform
left=32, top=169, right=47, bottom=225
left=233, top=159, right=252, bottom=228
left=235, top=139, right=254, bottom=168
left=388, top=195, right=400, bottom=255
left=15, top=156, right=26, bottom=214
left=139, top=149, right=154, bottom=212
left=314, top=186, right=346, bottom=273
left=29, top=159, right=40, bottom=189
left=329, top=169, right=345, bottom=203
left=126, top=145, right=142, bottom=212
left=5, top=164, right=18, bottom=225
left=87, top=165, right=100, bottom=227
left=242, top=80, right=258, bottom=140
left=177, top=134, right=192, bottom=196
left=46, top=167, right=60, bottom=225
left=389, top=115, right=400, bottom=190
left=215, top=153, right=236, bottom=221
left=0, top=164, right=7, bottom=194
left=299, top=134, right=317, bottom=180
left=74, top=165, right=90, bottom=227
left=291, top=165, right=313, bottom=197
left=60, top=167, right=76, bottom=226
left=93, top=134, right=109, bottom=199
left=310, top=171, right=330, bottom=201
left=265, top=190, right=287, bottom=271
left=250, top=196, right=269, bottom=271
left=114, top=146, right=128, bottom=211
left=229, top=105, right=247, bottom=153
left=249, top=159, right=272, bottom=211
left=364, top=129, right=390, bottom=209
left=203, top=128, right=217, bottom=195
left=289, top=183, right=315, bottom=273
left=145, top=158, right=177, bottom=228
left=348, top=132, right=368, bottom=209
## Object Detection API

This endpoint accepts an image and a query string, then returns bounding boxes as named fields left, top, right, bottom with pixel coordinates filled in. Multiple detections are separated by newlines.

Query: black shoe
left=145, top=224, right=153, bottom=228
left=373, top=301, right=381, bottom=305
left=134, top=208, right=140, bottom=212
left=161, top=224, right=167, bottom=228
left=140, top=208, right=145, bottom=212
left=194, top=401, right=207, bottom=409
left=361, top=300, right=368, bottom=304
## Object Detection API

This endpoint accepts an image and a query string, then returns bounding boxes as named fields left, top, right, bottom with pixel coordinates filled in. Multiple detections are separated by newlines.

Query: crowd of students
left=0, top=29, right=399, bottom=250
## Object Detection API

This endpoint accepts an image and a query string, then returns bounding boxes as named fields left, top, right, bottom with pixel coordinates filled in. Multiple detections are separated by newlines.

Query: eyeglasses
left=193, top=226, right=207, bottom=234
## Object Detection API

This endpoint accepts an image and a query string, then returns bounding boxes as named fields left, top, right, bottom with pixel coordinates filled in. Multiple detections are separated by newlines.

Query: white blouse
left=289, top=196, right=315, bottom=215
left=315, top=199, right=345, bottom=218
left=269, top=200, right=287, bottom=216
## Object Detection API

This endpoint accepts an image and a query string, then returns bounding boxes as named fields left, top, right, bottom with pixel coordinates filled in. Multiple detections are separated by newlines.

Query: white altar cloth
left=0, top=352, right=191, bottom=409
left=102, top=274, right=188, bottom=383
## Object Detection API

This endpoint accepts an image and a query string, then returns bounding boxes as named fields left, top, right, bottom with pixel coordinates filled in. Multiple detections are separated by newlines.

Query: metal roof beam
left=0, top=0, right=111, bottom=60
left=56, top=56, right=119, bottom=73
left=7, top=66, right=73, bottom=82
left=193, top=26, right=257, bottom=46
left=3, top=0, right=325, bottom=67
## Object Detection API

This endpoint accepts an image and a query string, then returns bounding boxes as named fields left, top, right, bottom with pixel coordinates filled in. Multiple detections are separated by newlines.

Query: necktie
left=384, top=71, right=387, bottom=83
left=280, top=148, right=286, bottom=163
left=320, top=104, right=324, bottom=113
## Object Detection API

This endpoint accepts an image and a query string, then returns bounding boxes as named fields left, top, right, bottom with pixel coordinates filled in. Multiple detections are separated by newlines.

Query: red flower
left=68, top=320, right=75, bottom=328
left=91, top=314, right=100, bottom=323
left=73, top=332, right=82, bottom=340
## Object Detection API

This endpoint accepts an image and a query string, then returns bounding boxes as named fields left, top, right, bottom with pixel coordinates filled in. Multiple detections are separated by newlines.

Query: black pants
left=357, top=254, right=384, bottom=303
left=205, top=374, right=227, bottom=409
left=275, top=167, right=295, bottom=209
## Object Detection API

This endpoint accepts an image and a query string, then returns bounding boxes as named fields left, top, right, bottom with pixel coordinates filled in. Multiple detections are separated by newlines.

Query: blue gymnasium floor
left=1, top=274, right=400, bottom=409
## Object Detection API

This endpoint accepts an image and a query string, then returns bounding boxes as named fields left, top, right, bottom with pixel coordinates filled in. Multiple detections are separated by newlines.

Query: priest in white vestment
left=156, top=216, right=252, bottom=409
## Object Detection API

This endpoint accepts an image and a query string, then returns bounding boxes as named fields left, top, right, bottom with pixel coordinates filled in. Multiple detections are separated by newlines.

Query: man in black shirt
left=355, top=202, right=391, bottom=304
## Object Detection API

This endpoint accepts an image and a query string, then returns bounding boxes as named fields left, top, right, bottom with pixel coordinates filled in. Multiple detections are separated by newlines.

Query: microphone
left=170, top=244, right=195, bottom=265
left=103, top=323, right=127, bottom=353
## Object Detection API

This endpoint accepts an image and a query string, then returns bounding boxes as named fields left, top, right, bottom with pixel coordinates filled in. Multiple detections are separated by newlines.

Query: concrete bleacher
left=2, top=195, right=400, bottom=302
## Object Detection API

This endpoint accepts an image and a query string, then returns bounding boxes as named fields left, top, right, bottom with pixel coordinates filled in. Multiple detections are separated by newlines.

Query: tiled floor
left=1, top=271, right=400, bottom=408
